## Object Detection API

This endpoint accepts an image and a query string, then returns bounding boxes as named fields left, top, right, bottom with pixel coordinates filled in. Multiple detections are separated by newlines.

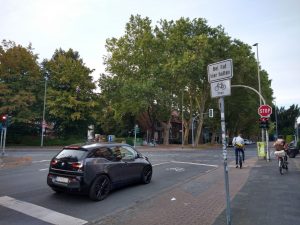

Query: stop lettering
left=258, top=105, right=272, bottom=117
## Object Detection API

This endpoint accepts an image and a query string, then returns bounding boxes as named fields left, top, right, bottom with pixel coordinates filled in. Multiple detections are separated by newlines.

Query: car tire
left=89, top=175, right=111, bottom=201
left=141, top=166, right=152, bottom=184
left=289, top=152, right=296, bottom=158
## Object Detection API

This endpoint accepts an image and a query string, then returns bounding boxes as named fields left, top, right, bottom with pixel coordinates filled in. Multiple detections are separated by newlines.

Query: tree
left=42, top=48, right=98, bottom=137
left=100, top=15, right=275, bottom=145
left=271, top=104, right=300, bottom=136
left=100, top=15, right=166, bottom=142
left=0, top=40, right=43, bottom=140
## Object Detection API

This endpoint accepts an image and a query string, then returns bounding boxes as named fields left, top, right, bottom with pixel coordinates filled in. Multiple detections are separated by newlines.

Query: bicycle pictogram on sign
left=214, top=82, right=226, bottom=91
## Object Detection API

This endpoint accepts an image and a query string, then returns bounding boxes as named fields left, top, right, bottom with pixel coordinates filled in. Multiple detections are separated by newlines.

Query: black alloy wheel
left=89, top=175, right=111, bottom=201
left=141, top=166, right=152, bottom=184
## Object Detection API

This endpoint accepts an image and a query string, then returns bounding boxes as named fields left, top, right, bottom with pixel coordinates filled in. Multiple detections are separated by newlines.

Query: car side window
left=91, top=147, right=113, bottom=160
left=121, top=146, right=137, bottom=160
left=110, top=146, right=123, bottom=161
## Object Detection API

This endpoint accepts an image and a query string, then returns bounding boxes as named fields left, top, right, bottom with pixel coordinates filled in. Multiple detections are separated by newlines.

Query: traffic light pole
left=1, top=127, right=7, bottom=156
left=231, top=85, right=270, bottom=161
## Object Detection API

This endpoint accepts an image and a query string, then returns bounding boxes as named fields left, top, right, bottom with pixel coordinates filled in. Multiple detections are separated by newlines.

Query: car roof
left=63, top=142, right=133, bottom=151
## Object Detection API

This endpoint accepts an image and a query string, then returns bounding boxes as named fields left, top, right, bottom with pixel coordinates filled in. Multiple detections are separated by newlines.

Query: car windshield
left=55, top=149, right=87, bottom=162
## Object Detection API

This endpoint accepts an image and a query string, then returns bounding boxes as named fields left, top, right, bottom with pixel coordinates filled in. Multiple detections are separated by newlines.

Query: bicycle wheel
left=284, top=161, right=288, bottom=171
left=279, top=158, right=283, bottom=175
left=239, top=153, right=242, bottom=169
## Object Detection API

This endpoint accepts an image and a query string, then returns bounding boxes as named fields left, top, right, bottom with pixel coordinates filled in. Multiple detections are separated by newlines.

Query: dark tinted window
left=55, top=149, right=87, bottom=162
left=91, top=147, right=114, bottom=160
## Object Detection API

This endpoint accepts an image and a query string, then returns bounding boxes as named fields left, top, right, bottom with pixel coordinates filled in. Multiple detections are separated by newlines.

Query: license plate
left=55, top=176, right=69, bottom=183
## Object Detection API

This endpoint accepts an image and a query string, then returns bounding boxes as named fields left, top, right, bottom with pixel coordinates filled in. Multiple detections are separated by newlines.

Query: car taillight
left=71, top=162, right=83, bottom=171
left=51, top=159, right=58, bottom=166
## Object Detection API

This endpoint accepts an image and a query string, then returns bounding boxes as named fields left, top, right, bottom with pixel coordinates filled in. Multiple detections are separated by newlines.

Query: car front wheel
left=141, top=166, right=152, bottom=184
left=89, top=175, right=111, bottom=201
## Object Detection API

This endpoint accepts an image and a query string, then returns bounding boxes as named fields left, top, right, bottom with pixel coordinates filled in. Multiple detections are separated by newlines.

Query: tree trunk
left=183, top=119, right=189, bottom=145
left=211, top=131, right=216, bottom=144
left=161, top=119, right=171, bottom=145
left=194, top=89, right=209, bottom=147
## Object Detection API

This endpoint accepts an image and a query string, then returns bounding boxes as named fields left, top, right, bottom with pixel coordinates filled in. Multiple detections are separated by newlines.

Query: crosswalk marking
left=0, top=196, right=87, bottom=225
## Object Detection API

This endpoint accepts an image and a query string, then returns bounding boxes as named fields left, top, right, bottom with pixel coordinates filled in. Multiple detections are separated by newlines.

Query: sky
left=1, top=0, right=300, bottom=110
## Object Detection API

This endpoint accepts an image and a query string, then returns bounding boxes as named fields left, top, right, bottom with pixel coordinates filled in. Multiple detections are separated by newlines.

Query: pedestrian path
left=213, top=157, right=300, bottom=225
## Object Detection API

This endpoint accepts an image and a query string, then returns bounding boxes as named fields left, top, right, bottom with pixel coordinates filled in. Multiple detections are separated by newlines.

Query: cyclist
left=274, top=135, right=288, bottom=161
left=232, top=133, right=245, bottom=168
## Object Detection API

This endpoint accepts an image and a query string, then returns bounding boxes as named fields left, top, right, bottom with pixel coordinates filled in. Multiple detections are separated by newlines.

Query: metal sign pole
left=220, top=97, right=231, bottom=225
left=266, top=129, right=270, bottom=161
left=134, top=125, right=137, bottom=148
left=208, top=59, right=232, bottom=225
left=1, top=129, right=4, bottom=155
left=2, top=128, right=7, bottom=156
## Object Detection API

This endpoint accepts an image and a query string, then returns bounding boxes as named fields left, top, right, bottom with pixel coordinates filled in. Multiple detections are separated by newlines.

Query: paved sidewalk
left=213, top=157, right=300, bottom=225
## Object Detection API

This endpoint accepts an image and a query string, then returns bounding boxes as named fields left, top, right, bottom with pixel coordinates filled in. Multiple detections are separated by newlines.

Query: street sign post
left=208, top=59, right=233, bottom=225
left=258, top=104, right=272, bottom=117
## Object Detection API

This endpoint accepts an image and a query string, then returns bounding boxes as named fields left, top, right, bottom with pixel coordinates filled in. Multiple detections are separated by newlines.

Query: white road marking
left=166, top=167, right=185, bottom=172
left=32, top=160, right=50, bottom=163
left=0, top=196, right=87, bottom=225
left=39, top=168, right=48, bottom=171
left=152, top=162, right=171, bottom=167
left=171, top=161, right=218, bottom=168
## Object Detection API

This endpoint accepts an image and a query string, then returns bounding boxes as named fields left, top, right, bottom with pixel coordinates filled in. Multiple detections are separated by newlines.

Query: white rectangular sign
left=210, top=79, right=231, bottom=98
left=207, top=59, right=233, bottom=83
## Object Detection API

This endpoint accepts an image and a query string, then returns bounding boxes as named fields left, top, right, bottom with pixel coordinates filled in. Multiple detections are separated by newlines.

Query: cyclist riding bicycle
left=274, top=135, right=288, bottom=161
left=232, top=133, right=245, bottom=168
left=274, top=135, right=288, bottom=174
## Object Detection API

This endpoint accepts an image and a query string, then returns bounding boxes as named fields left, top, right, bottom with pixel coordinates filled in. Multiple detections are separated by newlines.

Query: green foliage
left=1, top=15, right=278, bottom=145
left=271, top=104, right=300, bottom=136
left=42, top=48, right=99, bottom=137
left=0, top=40, right=43, bottom=124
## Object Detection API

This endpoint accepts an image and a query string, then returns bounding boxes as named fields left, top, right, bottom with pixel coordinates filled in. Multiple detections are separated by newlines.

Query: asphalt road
left=0, top=145, right=258, bottom=225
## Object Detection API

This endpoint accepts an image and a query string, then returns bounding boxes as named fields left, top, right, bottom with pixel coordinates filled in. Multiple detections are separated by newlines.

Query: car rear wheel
left=89, top=175, right=111, bottom=201
left=141, top=166, right=152, bottom=184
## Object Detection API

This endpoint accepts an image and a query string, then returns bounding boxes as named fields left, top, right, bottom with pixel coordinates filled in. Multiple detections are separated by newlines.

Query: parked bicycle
left=274, top=150, right=288, bottom=175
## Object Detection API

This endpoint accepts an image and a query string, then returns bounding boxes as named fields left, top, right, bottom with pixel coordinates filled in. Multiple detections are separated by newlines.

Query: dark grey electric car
left=47, top=143, right=152, bottom=201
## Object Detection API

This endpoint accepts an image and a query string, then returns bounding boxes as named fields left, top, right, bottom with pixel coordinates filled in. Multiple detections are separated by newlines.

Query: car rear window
left=55, top=149, right=87, bottom=162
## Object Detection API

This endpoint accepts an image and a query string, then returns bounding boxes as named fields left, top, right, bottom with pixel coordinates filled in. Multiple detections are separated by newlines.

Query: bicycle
left=274, top=150, right=288, bottom=175
left=237, top=148, right=243, bottom=169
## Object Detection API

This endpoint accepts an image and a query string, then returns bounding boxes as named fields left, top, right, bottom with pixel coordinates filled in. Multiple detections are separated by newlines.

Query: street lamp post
left=41, top=77, right=47, bottom=147
left=253, top=43, right=262, bottom=106
left=274, top=101, right=278, bottom=138
left=253, top=43, right=264, bottom=142
left=181, top=91, right=184, bottom=148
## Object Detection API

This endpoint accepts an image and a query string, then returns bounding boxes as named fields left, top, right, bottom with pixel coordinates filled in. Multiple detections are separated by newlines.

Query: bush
left=114, top=137, right=126, bottom=143
left=7, top=135, right=86, bottom=146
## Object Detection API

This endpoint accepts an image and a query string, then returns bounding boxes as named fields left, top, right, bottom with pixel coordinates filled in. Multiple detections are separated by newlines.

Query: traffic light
left=259, top=117, right=269, bottom=129
left=1, top=114, right=7, bottom=127
left=209, top=109, right=214, bottom=118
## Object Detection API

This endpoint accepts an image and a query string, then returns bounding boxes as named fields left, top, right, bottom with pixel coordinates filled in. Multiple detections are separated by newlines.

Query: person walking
left=232, top=133, right=245, bottom=168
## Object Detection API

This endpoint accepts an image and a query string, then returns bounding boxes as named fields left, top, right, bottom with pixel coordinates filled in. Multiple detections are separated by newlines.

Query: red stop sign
left=258, top=105, right=272, bottom=117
